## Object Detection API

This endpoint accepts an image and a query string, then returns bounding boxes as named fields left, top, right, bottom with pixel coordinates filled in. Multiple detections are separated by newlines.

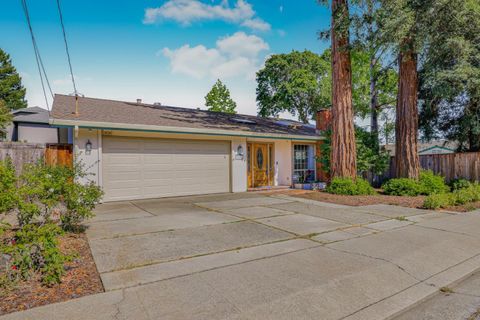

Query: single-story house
left=50, top=94, right=326, bottom=202
left=384, top=140, right=457, bottom=156
left=4, top=106, right=71, bottom=144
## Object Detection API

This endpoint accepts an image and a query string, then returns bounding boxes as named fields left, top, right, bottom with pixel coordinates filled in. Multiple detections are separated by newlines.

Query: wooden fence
left=388, top=152, right=480, bottom=182
left=0, top=142, right=73, bottom=173
left=45, top=144, right=73, bottom=167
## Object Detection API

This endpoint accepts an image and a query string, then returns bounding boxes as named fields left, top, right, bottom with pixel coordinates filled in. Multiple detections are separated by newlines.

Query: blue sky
left=1, top=0, right=331, bottom=117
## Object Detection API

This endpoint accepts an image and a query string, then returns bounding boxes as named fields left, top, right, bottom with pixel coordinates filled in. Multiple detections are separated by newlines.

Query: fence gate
left=45, top=144, right=73, bottom=167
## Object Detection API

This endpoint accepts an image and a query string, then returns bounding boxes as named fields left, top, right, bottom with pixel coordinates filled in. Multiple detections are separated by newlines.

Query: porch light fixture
left=236, top=145, right=244, bottom=160
left=85, top=139, right=92, bottom=155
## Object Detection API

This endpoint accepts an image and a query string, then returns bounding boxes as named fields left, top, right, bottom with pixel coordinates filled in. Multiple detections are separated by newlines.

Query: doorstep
left=247, top=185, right=291, bottom=192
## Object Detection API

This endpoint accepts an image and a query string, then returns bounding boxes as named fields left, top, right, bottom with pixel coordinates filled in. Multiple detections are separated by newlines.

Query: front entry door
left=248, top=143, right=274, bottom=188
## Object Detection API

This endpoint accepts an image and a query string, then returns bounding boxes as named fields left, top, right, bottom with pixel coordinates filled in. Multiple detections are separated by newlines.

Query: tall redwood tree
left=395, top=41, right=420, bottom=178
left=330, top=0, right=357, bottom=178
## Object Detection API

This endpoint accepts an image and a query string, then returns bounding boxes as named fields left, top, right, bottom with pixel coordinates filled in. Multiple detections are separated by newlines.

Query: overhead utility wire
left=56, top=0, right=78, bottom=96
left=20, top=0, right=54, bottom=111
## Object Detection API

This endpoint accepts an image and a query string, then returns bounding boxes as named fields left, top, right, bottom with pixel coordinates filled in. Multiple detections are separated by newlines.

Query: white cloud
left=52, top=75, right=92, bottom=86
left=162, top=45, right=223, bottom=78
left=216, top=32, right=269, bottom=58
left=241, top=18, right=271, bottom=31
left=162, top=32, right=269, bottom=80
left=144, top=0, right=270, bottom=31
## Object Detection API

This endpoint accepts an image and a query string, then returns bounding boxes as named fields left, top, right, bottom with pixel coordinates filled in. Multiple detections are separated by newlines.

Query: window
left=293, top=144, right=315, bottom=183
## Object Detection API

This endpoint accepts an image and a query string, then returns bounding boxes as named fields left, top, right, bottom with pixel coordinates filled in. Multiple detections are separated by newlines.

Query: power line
left=56, top=0, right=78, bottom=96
left=20, top=0, right=54, bottom=111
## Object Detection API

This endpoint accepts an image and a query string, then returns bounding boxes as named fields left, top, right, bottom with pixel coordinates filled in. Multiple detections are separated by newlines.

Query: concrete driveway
left=3, top=193, right=480, bottom=320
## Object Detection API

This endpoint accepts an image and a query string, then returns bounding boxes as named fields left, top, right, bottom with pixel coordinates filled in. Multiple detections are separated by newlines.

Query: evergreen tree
left=205, top=79, right=237, bottom=114
left=0, top=49, right=27, bottom=110
left=377, top=0, right=435, bottom=178
left=0, top=100, right=13, bottom=139
left=329, top=0, right=357, bottom=178
left=418, top=0, right=480, bottom=152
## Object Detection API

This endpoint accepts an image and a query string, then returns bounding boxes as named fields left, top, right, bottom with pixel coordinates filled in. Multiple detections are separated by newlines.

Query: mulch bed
left=292, top=190, right=426, bottom=208
left=0, top=232, right=104, bottom=315
left=287, top=190, right=480, bottom=213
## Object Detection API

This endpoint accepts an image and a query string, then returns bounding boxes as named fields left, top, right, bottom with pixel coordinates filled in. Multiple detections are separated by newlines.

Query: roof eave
left=49, top=118, right=323, bottom=141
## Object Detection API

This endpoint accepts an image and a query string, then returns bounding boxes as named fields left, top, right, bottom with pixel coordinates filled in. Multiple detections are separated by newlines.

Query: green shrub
left=418, top=170, right=449, bottom=195
left=10, top=161, right=103, bottom=230
left=0, top=160, right=103, bottom=286
left=0, top=159, right=17, bottom=215
left=423, top=183, right=480, bottom=209
left=1, top=223, right=73, bottom=286
left=382, top=178, right=423, bottom=196
left=326, top=177, right=376, bottom=195
left=61, top=181, right=104, bottom=232
left=455, top=183, right=480, bottom=204
left=423, top=193, right=455, bottom=209
left=450, top=178, right=471, bottom=191
left=382, top=171, right=449, bottom=196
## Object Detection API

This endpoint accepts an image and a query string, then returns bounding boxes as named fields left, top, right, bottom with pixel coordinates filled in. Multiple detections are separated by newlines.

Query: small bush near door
left=326, top=177, right=376, bottom=196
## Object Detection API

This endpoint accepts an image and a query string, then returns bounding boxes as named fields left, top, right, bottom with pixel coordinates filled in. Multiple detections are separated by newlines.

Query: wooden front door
left=248, top=143, right=274, bottom=188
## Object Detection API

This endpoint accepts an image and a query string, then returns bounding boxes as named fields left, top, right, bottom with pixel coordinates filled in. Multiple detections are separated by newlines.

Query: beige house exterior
left=50, top=95, right=324, bottom=202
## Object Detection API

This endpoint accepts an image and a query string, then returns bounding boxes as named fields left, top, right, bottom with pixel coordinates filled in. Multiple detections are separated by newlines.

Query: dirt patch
left=282, top=190, right=480, bottom=213
left=442, top=201, right=480, bottom=213
left=0, top=232, right=104, bottom=315
left=291, top=190, right=427, bottom=208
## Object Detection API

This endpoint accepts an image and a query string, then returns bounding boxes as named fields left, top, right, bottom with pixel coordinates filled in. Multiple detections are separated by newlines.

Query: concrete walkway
left=2, top=193, right=480, bottom=320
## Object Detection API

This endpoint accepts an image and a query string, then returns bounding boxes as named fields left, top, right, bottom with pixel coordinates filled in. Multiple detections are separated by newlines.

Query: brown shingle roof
left=51, top=94, right=317, bottom=137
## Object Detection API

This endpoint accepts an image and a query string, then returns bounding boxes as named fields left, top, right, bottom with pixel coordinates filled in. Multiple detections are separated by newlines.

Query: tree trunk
left=330, top=0, right=357, bottom=179
left=395, top=47, right=420, bottom=179
left=370, top=57, right=380, bottom=152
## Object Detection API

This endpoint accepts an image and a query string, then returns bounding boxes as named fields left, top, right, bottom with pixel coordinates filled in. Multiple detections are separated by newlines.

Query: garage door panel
left=102, top=136, right=230, bottom=201
left=105, top=155, right=142, bottom=165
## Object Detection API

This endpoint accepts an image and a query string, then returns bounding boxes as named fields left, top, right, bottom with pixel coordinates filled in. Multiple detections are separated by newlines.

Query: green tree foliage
left=0, top=49, right=27, bottom=110
left=205, top=79, right=237, bottom=114
left=256, top=50, right=330, bottom=124
left=256, top=49, right=396, bottom=124
left=0, top=100, right=13, bottom=138
left=418, top=0, right=480, bottom=152
left=319, top=127, right=390, bottom=176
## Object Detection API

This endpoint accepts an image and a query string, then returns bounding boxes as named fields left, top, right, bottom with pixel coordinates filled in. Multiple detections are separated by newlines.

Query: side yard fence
left=0, top=142, right=73, bottom=173
left=386, top=152, right=480, bottom=183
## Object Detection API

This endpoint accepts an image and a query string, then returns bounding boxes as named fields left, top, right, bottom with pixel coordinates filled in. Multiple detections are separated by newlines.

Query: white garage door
left=102, top=136, right=230, bottom=201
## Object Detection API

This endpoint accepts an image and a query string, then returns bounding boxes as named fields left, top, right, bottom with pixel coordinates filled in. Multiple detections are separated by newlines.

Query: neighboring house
left=50, top=94, right=324, bottom=202
left=5, top=106, right=70, bottom=144
left=384, top=140, right=457, bottom=156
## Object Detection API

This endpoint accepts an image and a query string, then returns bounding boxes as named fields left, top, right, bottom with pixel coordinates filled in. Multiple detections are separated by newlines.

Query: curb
left=343, top=254, right=480, bottom=320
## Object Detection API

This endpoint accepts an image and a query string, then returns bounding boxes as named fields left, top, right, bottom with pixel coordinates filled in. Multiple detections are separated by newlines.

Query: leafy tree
left=256, top=50, right=330, bottom=124
left=205, top=79, right=237, bottom=114
left=0, top=100, right=13, bottom=139
left=0, top=48, right=27, bottom=110
left=349, top=0, right=398, bottom=151
left=418, top=0, right=480, bottom=152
